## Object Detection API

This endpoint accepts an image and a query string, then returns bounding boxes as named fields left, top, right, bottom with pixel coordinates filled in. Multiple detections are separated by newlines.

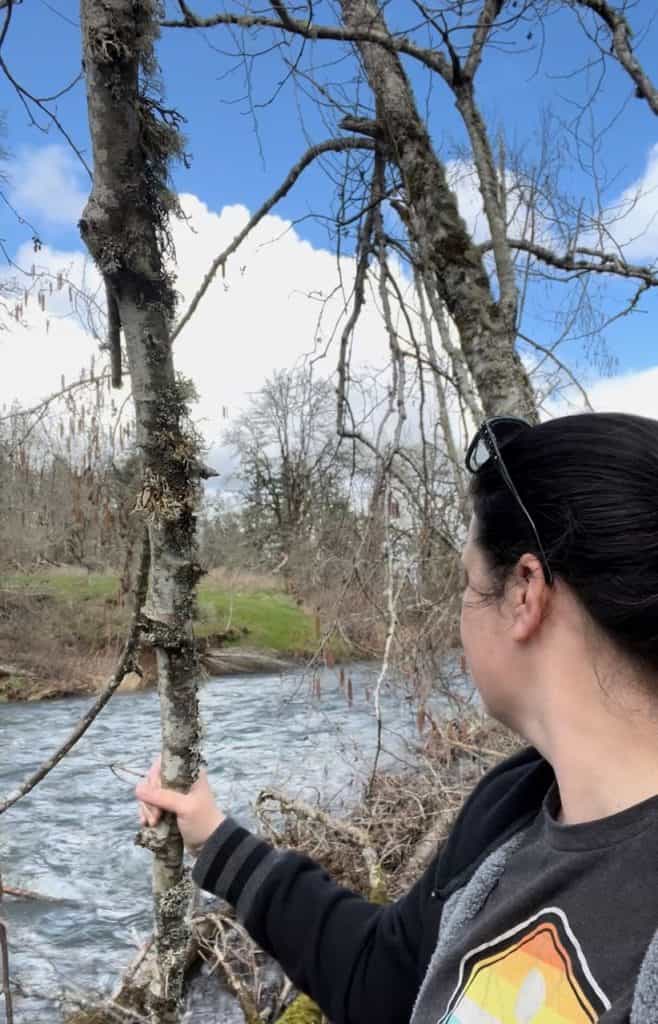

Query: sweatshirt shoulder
left=433, top=745, right=554, bottom=899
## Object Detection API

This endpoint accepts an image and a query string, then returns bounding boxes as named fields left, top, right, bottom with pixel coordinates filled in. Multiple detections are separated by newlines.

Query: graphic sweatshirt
left=192, top=747, right=658, bottom=1023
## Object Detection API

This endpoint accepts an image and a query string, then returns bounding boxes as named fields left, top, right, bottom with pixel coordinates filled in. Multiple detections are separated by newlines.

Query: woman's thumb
left=135, top=780, right=185, bottom=816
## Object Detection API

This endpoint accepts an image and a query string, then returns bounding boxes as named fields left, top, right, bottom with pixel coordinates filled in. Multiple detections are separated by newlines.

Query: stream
left=1, top=664, right=427, bottom=1022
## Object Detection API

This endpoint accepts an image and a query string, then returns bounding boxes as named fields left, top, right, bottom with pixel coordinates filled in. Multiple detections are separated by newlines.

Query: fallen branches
left=196, top=913, right=263, bottom=1024
left=257, top=788, right=385, bottom=902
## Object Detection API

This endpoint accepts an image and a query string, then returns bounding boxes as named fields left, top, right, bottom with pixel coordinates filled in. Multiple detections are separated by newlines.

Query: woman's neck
left=522, top=676, right=658, bottom=826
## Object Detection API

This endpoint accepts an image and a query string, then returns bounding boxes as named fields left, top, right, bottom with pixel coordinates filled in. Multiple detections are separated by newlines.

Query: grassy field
left=0, top=568, right=323, bottom=656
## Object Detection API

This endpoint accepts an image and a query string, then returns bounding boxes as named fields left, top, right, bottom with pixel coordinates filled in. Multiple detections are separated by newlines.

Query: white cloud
left=548, top=363, right=658, bottom=420
left=606, top=142, right=658, bottom=262
left=9, top=145, right=88, bottom=227
left=0, top=242, right=103, bottom=411
left=3, top=187, right=657, bottom=475
left=586, top=364, right=658, bottom=415
left=447, top=143, right=658, bottom=267
left=170, top=193, right=397, bottom=452
left=1, top=194, right=397, bottom=463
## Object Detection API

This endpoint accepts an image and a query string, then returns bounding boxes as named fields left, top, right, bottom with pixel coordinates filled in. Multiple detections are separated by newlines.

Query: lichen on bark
left=79, top=1, right=203, bottom=1019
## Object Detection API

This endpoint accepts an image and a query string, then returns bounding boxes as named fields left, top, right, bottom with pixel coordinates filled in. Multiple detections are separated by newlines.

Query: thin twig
left=0, top=873, right=12, bottom=1024
left=519, top=331, right=594, bottom=411
left=0, top=532, right=149, bottom=816
left=173, top=137, right=374, bottom=341
left=164, top=0, right=453, bottom=81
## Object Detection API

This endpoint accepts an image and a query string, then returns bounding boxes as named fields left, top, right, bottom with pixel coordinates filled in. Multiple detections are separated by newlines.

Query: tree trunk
left=340, top=0, right=537, bottom=422
left=79, top=2, right=203, bottom=1019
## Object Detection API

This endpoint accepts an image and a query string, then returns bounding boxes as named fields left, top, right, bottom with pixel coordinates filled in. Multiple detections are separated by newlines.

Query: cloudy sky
left=2, top=0, right=658, bottom=451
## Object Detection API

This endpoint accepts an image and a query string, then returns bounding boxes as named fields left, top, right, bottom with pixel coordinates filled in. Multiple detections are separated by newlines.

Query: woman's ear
left=510, top=554, right=548, bottom=641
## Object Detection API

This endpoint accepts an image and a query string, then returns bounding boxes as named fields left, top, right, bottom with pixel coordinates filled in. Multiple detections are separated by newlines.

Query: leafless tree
left=165, top=0, right=658, bottom=431
left=225, top=368, right=354, bottom=580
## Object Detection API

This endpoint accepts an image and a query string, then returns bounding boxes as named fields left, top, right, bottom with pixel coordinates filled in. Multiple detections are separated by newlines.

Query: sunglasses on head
left=465, top=416, right=554, bottom=585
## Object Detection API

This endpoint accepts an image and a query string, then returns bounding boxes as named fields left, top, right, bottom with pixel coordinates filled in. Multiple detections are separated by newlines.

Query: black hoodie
left=192, top=746, right=555, bottom=1024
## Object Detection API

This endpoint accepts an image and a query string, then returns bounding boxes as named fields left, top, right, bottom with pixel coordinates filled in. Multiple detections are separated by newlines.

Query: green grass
left=0, top=570, right=331, bottom=658
left=0, top=570, right=119, bottom=601
left=197, top=586, right=318, bottom=654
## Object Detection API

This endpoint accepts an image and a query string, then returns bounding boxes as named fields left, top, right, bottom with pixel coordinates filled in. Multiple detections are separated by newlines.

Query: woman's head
left=462, top=412, right=658, bottom=718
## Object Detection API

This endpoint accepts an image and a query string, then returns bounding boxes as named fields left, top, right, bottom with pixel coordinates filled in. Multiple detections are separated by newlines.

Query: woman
left=136, top=412, right=658, bottom=1023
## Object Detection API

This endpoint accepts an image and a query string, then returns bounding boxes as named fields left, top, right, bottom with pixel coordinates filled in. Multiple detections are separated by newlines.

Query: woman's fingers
left=135, top=779, right=186, bottom=817
left=147, top=756, right=161, bottom=788
left=138, top=799, right=160, bottom=828
left=137, top=758, right=169, bottom=828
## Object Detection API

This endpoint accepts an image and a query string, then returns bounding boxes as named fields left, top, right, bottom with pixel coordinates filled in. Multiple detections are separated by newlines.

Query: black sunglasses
left=465, top=416, right=554, bottom=585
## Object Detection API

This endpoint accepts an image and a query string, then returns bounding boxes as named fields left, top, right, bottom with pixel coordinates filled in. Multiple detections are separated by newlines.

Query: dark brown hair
left=470, top=412, right=658, bottom=672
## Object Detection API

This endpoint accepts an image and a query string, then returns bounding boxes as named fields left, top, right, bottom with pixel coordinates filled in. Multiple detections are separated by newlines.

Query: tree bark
left=79, top=2, right=203, bottom=1019
left=339, top=0, right=537, bottom=422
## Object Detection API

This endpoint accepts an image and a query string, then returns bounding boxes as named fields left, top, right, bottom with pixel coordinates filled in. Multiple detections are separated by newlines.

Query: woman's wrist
left=187, top=810, right=226, bottom=857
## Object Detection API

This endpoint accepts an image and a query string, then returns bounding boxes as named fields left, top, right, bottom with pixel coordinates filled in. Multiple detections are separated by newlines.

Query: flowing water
left=1, top=664, right=424, bottom=1022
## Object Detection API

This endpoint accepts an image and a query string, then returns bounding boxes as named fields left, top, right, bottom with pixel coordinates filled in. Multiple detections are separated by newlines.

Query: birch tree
left=79, top=2, right=206, bottom=1019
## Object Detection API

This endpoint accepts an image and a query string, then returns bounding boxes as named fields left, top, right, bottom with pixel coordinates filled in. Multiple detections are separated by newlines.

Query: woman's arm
left=136, top=767, right=442, bottom=1024
left=193, top=817, right=441, bottom=1024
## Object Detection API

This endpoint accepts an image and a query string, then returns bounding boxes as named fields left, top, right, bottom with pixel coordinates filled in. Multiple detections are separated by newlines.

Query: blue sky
left=1, top=0, right=657, bottom=420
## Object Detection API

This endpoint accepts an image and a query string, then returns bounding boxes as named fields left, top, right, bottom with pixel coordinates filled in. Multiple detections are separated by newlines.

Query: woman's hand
left=136, top=757, right=225, bottom=854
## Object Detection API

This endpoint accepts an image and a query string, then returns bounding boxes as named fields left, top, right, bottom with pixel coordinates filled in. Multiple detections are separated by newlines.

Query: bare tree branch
left=173, top=136, right=374, bottom=341
left=0, top=870, right=13, bottom=1024
left=0, top=532, right=149, bottom=817
left=164, top=0, right=454, bottom=82
left=0, top=53, right=91, bottom=177
left=463, top=0, right=505, bottom=81
left=519, top=331, right=594, bottom=410
left=576, top=0, right=658, bottom=116
left=487, top=236, right=658, bottom=285
left=0, top=0, right=13, bottom=55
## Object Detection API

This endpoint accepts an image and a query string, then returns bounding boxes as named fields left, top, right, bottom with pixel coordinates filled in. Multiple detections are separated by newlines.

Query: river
left=1, top=664, right=424, bottom=1022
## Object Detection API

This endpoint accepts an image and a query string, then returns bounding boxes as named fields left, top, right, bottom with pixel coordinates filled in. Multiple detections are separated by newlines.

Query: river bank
left=0, top=567, right=348, bottom=702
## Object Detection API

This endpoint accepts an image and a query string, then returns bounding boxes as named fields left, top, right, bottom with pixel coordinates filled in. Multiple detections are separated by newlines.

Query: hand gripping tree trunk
left=79, top=2, right=203, bottom=1019
left=340, top=0, right=537, bottom=422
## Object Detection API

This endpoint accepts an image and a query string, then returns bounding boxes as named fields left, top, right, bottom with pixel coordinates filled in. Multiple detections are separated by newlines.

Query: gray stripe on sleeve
left=212, top=831, right=262, bottom=898
left=192, top=817, right=241, bottom=891
left=236, top=849, right=283, bottom=924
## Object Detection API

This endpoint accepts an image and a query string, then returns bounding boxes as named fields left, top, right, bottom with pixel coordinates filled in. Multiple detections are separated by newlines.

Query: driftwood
left=200, top=650, right=294, bottom=677
left=1, top=884, right=58, bottom=903
left=0, top=665, right=36, bottom=681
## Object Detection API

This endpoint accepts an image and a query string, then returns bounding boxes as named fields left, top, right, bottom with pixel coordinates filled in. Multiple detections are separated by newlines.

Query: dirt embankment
left=0, top=586, right=297, bottom=702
